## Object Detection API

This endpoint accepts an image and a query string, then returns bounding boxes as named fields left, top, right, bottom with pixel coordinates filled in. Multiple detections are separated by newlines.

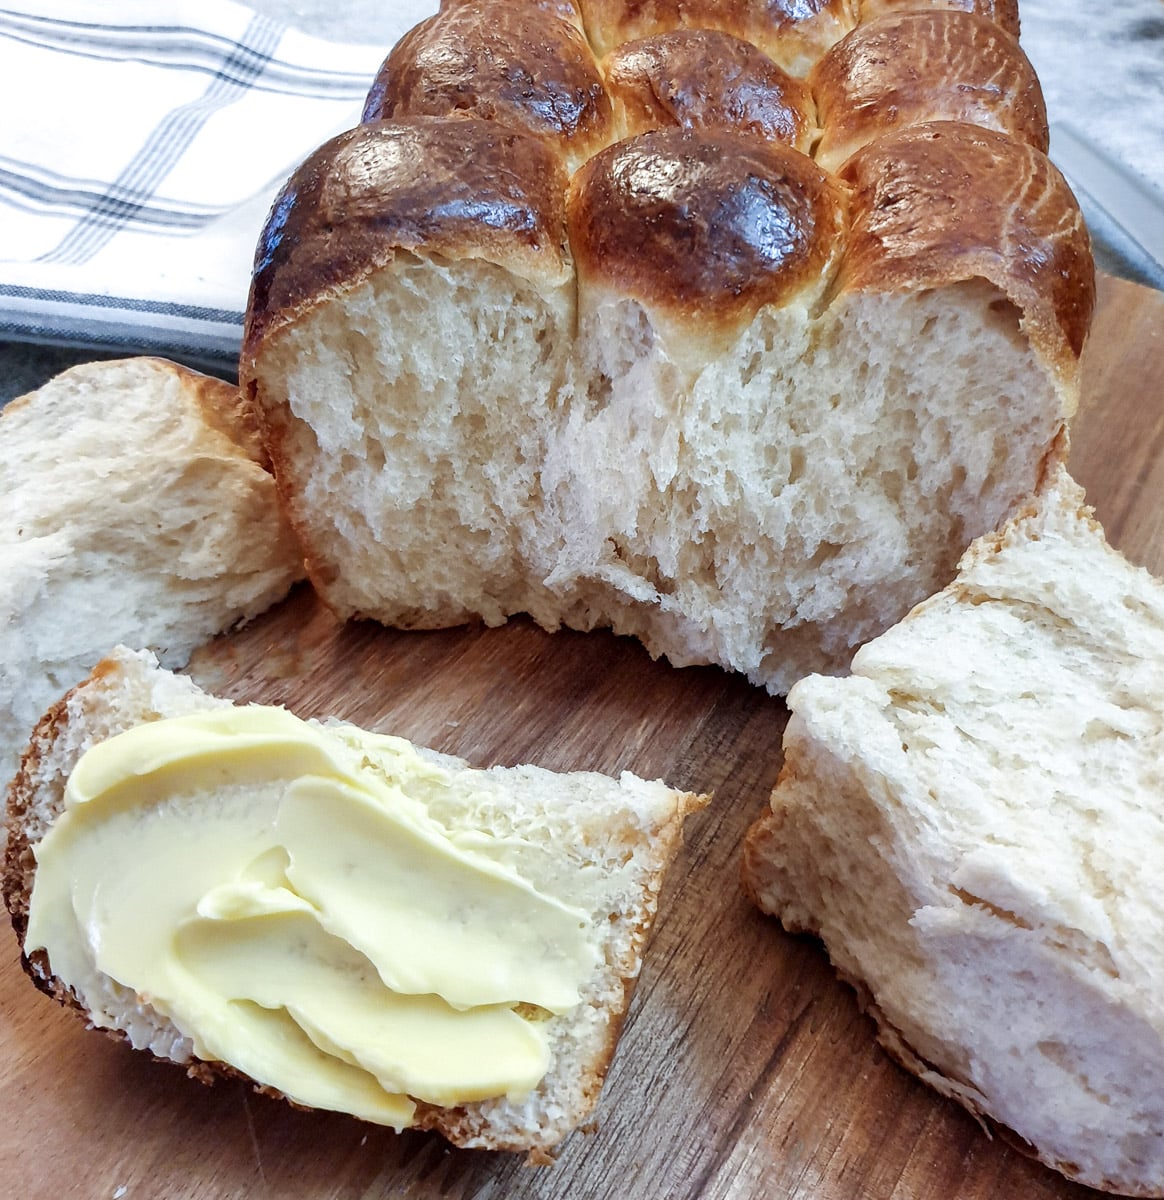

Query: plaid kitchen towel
left=0, top=0, right=434, bottom=362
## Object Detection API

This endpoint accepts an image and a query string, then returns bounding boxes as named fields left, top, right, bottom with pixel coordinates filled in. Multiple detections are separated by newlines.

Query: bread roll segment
left=242, top=0, right=1093, bottom=695
left=246, top=116, right=572, bottom=355
left=362, top=1, right=614, bottom=170
left=742, top=467, right=1164, bottom=1196
left=567, top=129, right=847, bottom=336
left=838, top=121, right=1095, bottom=376
left=811, top=10, right=1047, bottom=171
left=602, top=30, right=815, bottom=149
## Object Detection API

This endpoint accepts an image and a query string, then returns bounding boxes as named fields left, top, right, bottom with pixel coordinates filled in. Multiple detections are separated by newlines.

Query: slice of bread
left=742, top=465, right=1164, bottom=1196
left=0, top=358, right=304, bottom=785
left=4, top=647, right=706, bottom=1155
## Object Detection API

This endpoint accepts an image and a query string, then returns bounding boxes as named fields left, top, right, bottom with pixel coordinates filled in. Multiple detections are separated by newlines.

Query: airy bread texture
left=742, top=466, right=1164, bottom=1197
left=244, top=0, right=1093, bottom=696
left=4, top=647, right=705, bottom=1155
left=0, top=358, right=303, bottom=783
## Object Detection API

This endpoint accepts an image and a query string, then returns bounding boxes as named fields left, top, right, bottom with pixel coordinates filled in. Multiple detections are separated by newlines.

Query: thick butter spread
left=25, top=707, right=600, bottom=1127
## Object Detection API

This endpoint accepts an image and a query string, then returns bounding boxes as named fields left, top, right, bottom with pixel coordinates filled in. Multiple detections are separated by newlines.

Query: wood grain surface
left=3, top=275, right=1162, bottom=1200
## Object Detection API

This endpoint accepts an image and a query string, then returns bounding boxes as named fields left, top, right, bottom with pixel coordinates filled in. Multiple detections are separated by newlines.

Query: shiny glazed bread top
left=245, top=0, right=1093, bottom=381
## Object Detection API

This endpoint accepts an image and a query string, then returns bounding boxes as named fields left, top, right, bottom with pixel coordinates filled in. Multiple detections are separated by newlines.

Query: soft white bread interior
left=742, top=465, right=1164, bottom=1197
left=4, top=647, right=706, bottom=1155
left=244, top=0, right=1093, bottom=696
left=0, top=358, right=303, bottom=784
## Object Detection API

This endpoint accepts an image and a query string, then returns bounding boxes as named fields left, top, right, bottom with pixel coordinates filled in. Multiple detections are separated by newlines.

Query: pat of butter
left=26, top=706, right=600, bottom=1127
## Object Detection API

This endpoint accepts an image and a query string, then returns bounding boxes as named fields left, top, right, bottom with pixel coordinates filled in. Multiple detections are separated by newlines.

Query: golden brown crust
left=812, top=11, right=1047, bottom=172
left=578, top=0, right=859, bottom=75
left=171, top=362, right=272, bottom=474
left=363, top=2, right=614, bottom=170
left=440, top=0, right=586, bottom=30
left=837, top=122, right=1095, bottom=381
left=3, top=703, right=66, bottom=943
left=858, top=0, right=1019, bottom=40
left=602, top=30, right=815, bottom=151
left=567, top=129, right=849, bottom=333
left=241, top=118, right=572, bottom=367
left=233, top=371, right=339, bottom=619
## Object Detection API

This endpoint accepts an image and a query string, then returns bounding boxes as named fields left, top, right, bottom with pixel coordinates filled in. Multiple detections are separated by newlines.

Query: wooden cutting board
left=3, top=274, right=1162, bottom=1200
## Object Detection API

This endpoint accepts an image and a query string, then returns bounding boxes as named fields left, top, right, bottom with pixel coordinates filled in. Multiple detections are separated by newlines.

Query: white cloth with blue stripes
left=0, top=0, right=431, bottom=361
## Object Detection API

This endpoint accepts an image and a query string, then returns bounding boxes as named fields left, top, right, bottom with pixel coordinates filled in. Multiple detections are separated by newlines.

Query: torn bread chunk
left=743, top=465, right=1164, bottom=1197
left=0, top=358, right=304, bottom=784
left=4, top=647, right=706, bottom=1155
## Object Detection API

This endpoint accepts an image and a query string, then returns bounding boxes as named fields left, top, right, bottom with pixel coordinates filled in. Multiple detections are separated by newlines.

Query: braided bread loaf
left=242, top=0, right=1093, bottom=694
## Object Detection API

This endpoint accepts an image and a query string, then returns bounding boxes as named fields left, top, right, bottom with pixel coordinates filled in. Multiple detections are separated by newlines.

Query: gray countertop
left=3, top=0, right=1162, bottom=404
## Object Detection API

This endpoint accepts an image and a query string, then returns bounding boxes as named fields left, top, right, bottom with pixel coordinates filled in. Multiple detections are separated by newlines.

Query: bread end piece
left=743, top=465, right=1164, bottom=1197
left=5, top=647, right=706, bottom=1155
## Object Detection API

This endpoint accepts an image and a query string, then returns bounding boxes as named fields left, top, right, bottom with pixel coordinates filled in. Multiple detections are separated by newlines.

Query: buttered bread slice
left=4, top=647, right=705, bottom=1155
